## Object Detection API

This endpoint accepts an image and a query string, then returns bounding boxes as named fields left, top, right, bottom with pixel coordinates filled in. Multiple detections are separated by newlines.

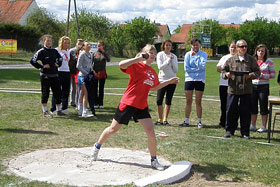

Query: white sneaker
left=78, top=109, right=82, bottom=116
left=62, top=109, right=71, bottom=115
left=197, top=122, right=203, bottom=128
left=257, top=126, right=267, bottom=133
left=151, top=159, right=164, bottom=171
left=250, top=125, right=257, bottom=132
left=50, top=110, right=57, bottom=115
left=82, top=110, right=93, bottom=118
left=99, top=105, right=104, bottom=109
left=91, top=146, right=100, bottom=162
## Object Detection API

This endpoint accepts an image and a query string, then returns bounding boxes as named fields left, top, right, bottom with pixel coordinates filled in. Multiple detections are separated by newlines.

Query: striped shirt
left=252, top=59, right=275, bottom=85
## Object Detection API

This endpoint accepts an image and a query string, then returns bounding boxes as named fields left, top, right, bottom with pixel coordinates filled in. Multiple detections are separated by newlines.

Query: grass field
left=0, top=60, right=280, bottom=186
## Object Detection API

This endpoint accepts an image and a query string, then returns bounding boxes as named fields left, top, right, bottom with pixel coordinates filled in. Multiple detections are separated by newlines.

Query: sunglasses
left=237, top=45, right=247, bottom=48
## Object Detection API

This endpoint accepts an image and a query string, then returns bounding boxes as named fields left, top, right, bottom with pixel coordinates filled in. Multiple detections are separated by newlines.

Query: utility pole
left=65, top=0, right=79, bottom=38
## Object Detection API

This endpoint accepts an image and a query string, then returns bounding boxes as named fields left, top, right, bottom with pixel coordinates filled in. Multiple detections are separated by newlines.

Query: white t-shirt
left=56, top=48, right=70, bottom=72
left=156, top=51, right=178, bottom=82
left=217, top=54, right=233, bottom=86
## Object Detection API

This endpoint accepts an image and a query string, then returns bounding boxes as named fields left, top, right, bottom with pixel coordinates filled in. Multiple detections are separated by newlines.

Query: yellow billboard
left=0, top=39, right=17, bottom=54
left=201, top=48, right=213, bottom=57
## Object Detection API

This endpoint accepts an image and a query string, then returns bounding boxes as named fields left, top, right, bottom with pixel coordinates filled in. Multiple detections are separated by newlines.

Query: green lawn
left=0, top=60, right=280, bottom=186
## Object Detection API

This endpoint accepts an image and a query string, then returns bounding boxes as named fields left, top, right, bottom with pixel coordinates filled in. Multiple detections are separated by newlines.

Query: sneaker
left=56, top=110, right=66, bottom=116
left=50, top=110, right=57, bottom=115
left=242, top=135, right=250, bottom=139
left=197, top=122, right=203, bottom=128
left=82, top=110, right=93, bottom=118
left=62, top=109, right=71, bottom=115
left=163, top=121, right=170, bottom=125
left=224, top=131, right=232, bottom=138
left=249, top=125, right=256, bottom=132
left=78, top=109, right=83, bottom=116
left=91, top=146, right=100, bottom=162
left=179, top=121, right=189, bottom=127
left=43, top=111, right=52, bottom=119
left=154, top=121, right=163, bottom=125
left=257, top=126, right=267, bottom=133
left=99, top=105, right=104, bottom=109
left=94, top=105, right=99, bottom=109
left=151, top=159, right=164, bottom=171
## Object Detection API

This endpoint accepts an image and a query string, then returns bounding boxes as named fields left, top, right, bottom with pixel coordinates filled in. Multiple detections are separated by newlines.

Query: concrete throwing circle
left=7, top=147, right=172, bottom=186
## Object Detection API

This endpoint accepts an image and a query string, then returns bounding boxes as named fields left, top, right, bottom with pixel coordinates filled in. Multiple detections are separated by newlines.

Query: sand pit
left=6, top=147, right=177, bottom=186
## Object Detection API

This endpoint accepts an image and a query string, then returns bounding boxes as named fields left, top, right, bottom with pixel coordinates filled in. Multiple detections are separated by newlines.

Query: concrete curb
left=134, top=161, right=192, bottom=186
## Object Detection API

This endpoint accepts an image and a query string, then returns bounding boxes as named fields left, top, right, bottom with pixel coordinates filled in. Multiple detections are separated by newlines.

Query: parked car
left=89, top=42, right=98, bottom=54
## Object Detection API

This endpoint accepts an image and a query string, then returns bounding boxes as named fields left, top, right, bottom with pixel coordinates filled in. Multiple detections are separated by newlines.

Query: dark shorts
left=113, top=104, right=151, bottom=125
left=185, top=81, right=205, bottom=91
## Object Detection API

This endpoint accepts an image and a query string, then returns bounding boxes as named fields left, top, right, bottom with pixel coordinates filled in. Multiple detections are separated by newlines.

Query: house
left=153, top=24, right=171, bottom=52
left=170, top=23, right=240, bottom=57
left=0, top=0, right=39, bottom=25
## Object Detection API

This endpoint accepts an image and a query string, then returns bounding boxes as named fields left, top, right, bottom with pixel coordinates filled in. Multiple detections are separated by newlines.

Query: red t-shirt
left=120, top=62, right=159, bottom=109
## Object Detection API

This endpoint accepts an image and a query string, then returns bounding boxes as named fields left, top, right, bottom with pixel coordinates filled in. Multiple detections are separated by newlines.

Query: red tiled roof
left=0, top=0, right=33, bottom=24
left=170, top=24, right=192, bottom=43
left=157, top=24, right=170, bottom=37
left=220, top=24, right=240, bottom=28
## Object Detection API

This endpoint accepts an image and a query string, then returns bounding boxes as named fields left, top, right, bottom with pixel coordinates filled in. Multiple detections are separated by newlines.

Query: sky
left=35, top=0, right=280, bottom=32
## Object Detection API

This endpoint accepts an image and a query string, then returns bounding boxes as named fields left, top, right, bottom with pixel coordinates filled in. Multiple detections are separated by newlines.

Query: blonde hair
left=58, top=36, right=71, bottom=50
left=142, top=44, right=157, bottom=53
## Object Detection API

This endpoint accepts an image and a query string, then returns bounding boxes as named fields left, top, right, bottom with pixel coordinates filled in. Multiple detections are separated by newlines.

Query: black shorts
left=113, top=104, right=151, bottom=125
left=185, top=81, right=205, bottom=91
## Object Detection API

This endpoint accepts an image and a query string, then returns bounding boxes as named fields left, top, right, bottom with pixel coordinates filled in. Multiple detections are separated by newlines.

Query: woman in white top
left=216, top=41, right=236, bottom=127
left=51, top=36, right=71, bottom=115
left=155, top=40, right=178, bottom=125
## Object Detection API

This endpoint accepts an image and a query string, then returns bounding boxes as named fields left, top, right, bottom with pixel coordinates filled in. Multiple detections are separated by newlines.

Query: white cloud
left=35, top=0, right=280, bottom=31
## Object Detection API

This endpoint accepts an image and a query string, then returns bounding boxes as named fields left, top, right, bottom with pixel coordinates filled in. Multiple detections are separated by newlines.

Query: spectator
left=51, top=36, right=72, bottom=115
left=69, top=39, right=84, bottom=108
left=155, top=39, right=178, bottom=125
left=250, top=44, right=275, bottom=133
left=92, top=41, right=110, bottom=109
left=90, top=44, right=179, bottom=170
left=30, top=34, right=64, bottom=118
left=76, top=41, right=95, bottom=117
left=216, top=41, right=236, bottom=128
left=222, top=39, right=260, bottom=138
left=180, top=38, right=207, bottom=128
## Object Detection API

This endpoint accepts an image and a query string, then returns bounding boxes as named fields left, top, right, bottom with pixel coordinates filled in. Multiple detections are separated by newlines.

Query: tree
left=187, top=19, right=227, bottom=55
left=68, top=9, right=112, bottom=44
left=239, top=17, right=280, bottom=54
left=26, top=8, right=65, bottom=47
left=124, top=17, right=159, bottom=52
left=109, top=24, right=126, bottom=57
left=173, top=25, right=181, bottom=34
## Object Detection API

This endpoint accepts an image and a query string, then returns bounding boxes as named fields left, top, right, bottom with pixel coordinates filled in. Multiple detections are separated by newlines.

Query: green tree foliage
left=188, top=19, right=226, bottom=55
left=173, top=25, right=182, bottom=34
left=68, top=9, right=112, bottom=44
left=124, top=17, right=159, bottom=52
left=0, top=23, right=41, bottom=51
left=26, top=8, right=65, bottom=47
left=108, top=24, right=126, bottom=57
left=238, top=17, right=280, bottom=54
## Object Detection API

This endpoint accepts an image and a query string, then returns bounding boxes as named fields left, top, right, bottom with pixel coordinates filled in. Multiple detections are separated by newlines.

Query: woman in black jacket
left=30, top=34, right=65, bottom=118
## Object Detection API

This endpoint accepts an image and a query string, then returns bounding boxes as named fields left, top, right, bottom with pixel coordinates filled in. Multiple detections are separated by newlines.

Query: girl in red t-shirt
left=90, top=44, right=179, bottom=170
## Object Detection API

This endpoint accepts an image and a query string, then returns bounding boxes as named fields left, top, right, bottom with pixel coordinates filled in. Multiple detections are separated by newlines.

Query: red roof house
left=0, top=0, right=39, bottom=25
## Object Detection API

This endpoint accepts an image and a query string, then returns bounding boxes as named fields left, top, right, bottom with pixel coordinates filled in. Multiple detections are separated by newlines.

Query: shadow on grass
left=0, top=128, right=58, bottom=135
left=61, top=107, right=116, bottom=123
left=173, top=163, right=246, bottom=184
